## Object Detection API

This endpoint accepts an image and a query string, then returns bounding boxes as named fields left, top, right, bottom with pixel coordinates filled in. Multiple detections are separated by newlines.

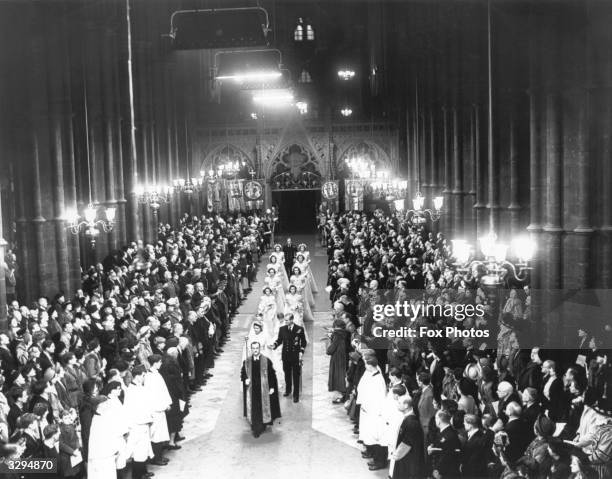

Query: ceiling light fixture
left=337, top=69, right=355, bottom=80
left=216, top=70, right=282, bottom=82
left=252, top=90, right=294, bottom=107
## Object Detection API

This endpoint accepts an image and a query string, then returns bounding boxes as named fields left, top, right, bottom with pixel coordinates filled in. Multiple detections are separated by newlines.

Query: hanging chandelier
left=370, top=178, right=408, bottom=201
left=451, top=232, right=536, bottom=287
left=173, top=176, right=204, bottom=194
left=405, top=192, right=444, bottom=224
left=66, top=203, right=115, bottom=239
left=65, top=77, right=114, bottom=245
left=344, top=156, right=376, bottom=179
left=136, top=184, right=172, bottom=210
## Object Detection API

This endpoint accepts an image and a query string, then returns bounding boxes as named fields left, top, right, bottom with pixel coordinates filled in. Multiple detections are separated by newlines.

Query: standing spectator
left=428, top=409, right=461, bottom=478
left=326, top=319, right=350, bottom=403
left=390, top=395, right=424, bottom=479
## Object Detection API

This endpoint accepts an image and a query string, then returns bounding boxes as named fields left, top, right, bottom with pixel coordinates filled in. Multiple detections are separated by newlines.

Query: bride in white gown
left=257, top=287, right=278, bottom=343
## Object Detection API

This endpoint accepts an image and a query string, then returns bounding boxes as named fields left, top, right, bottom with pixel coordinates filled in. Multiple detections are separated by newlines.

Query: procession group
left=239, top=239, right=316, bottom=437
left=320, top=209, right=612, bottom=479
left=0, top=212, right=274, bottom=478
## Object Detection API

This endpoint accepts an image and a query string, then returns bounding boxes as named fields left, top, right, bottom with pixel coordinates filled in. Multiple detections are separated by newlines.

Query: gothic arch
left=336, top=140, right=392, bottom=176
left=267, top=143, right=322, bottom=190
left=200, top=144, right=255, bottom=177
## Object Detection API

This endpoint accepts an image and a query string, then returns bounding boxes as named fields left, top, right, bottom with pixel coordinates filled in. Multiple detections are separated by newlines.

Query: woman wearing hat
left=258, top=287, right=278, bottom=343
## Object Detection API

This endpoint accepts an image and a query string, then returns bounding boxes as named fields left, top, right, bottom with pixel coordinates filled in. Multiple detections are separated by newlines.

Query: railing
left=271, top=171, right=322, bottom=190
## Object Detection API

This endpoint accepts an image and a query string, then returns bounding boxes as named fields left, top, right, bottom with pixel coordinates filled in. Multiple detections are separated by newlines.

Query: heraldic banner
left=321, top=180, right=339, bottom=212
left=243, top=179, right=265, bottom=211
left=206, top=180, right=224, bottom=213
left=344, top=179, right=365, bottom=211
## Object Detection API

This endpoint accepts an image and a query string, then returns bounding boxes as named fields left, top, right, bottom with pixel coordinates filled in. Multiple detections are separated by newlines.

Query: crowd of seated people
left=325, top=209, right=612, bottom=479
left=0, top=212, right=272, bottom=478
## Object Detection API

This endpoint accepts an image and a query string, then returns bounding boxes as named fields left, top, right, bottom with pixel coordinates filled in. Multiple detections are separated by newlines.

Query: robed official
left=240, top=344, right=281, bottom=437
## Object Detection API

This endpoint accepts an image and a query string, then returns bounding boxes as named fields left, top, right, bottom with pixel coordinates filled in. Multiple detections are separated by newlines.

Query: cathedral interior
left=0, top=0, right=611, bottom=477
left=0, top=0, right=609, bottom=335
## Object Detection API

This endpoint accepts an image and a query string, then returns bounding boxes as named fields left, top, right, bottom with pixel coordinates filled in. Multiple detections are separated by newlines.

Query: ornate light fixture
left=173, top=176, right=204, bottom=194
left=405, top=192, right=444, bottom=224
left=66, top=204, right=115, bottom=245
left=371, top=178, right=408, bottom=201
left=296, top=101, right=308, bottom=115
left=174, top=120, right=204, bottom=194
left=66, top=77, right=114, bottom=246
left=136, top=184, right=172, bottom=210
left=340, top=107, right=353, bottom=117
left=344, top=156, right=376, bottom=179
left=451, top=232, right=536, bottom=287
left=337, top=69, right=355, bottom=80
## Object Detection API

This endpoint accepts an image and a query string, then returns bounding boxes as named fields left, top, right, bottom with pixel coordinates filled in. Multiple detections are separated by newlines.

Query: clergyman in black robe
left=240, top=342, right=281, bottom=437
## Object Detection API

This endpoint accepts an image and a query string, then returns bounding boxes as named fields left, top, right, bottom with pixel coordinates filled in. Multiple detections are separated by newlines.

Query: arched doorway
left=269, top=144, right=322, bottom=233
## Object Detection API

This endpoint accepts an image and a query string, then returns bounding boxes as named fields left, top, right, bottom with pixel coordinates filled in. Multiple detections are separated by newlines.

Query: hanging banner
left=206, top=181, right=214, bottom=213
left=244, top=179, right=265, bottom=211
left=226, top=179, right=245, bottom=212
left=345, top=180, right=365, bottom=211
left=321, top=180, right=339, bottom=200
left=212, top=180, right=224, bottom=213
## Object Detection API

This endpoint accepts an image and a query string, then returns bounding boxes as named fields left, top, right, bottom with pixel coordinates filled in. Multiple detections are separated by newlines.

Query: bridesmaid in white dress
left=267, top=254, right=289, bottom=291
left=294, top=257, right=315, bottom=308
left=270, top=244, right=290, bottom=288
left=297, top=244, right=319, bottom=293
left=264, top=267, right=286, bottom=313
left=257, top=287, right=278, bottom=343
left=290, top=266, right=314, bottom=321
left=284, top=284, right=310, bottom=341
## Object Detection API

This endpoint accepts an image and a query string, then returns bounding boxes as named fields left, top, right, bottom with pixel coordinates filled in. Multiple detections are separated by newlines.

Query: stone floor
left=153, top=234, right=387, bottom=479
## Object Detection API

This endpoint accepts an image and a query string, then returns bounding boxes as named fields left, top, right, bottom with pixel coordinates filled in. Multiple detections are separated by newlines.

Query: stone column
left=102, top=25, right=120, bottom=251
left=451, top=107, right=464, bottom=236
left=47, top=27, right=71, bottom=294
left=441, top=107, right=452, bottom=236
left=473, top=104, right=486, bottom=240
left=507, top=102, right=522, bottom=235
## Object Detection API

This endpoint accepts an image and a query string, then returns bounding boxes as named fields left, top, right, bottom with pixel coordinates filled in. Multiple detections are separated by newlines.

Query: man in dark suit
left=417, top=372, right=435, bottom=439
left=541, top=359, right=566, bottom=422
left=495, top=381, right=522, bottom=427
left=282, top=238, right=297, bottom=276
left=521, top=387, right=543, bottom=443
left=503, top=401, right=530, bottom=463
left=462, top=414, right=489, bottom=478
left=39, top=339, right=56, bottom=373
left=428, top=410, right=461, bottom=478
left=517, top=347, right=544, bottom=392
left=272, top=313, right=307, bottom=402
